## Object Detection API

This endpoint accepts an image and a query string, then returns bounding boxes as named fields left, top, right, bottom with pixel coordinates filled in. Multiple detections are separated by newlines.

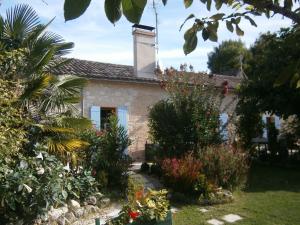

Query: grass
left=172, top=163, right=300, bottom=225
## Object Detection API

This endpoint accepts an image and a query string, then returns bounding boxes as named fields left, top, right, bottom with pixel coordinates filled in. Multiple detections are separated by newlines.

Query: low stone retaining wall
left=32, top=193, right=120, bottom=225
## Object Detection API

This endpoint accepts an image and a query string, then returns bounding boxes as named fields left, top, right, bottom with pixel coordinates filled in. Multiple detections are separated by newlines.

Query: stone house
left=54, top=25, right=241, bottom=160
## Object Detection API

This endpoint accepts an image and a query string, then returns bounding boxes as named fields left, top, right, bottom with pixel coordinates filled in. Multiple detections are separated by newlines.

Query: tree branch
left=243, top=0, right=300, bottom=24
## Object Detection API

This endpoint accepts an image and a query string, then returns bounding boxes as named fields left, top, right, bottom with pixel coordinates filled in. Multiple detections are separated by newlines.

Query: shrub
left=149, top=69, right=221, bottom=158
left=145, top=143, right=160, bottom=162
left=194, top=174, right=216, bottom=199
left=150, top=163, right=163, bottom=177
left=161, top=152, right=202, bottom=193
left=0, top=151, right=97, bottom=224
left=80, top=115, right=132, bottom=190
left=127, top=176, right=144, bottom=206
left=0, top=79, right=29, bottom=161
left=199, top=145, right=249, bottom=190
left=140, top=162, right=150, bottom=173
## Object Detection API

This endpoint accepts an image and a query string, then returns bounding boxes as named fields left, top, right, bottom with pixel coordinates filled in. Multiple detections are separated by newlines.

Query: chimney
left=132, top=24, right=156, bottom=79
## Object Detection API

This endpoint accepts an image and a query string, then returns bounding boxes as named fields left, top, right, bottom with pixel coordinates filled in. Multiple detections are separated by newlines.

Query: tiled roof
left=52, top=58, right=241, bottom=88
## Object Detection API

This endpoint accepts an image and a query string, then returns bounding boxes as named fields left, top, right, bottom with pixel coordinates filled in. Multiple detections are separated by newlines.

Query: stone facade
left=81, top=78, right=237, bottom=161
left=82, top=79, right=167, bottom=160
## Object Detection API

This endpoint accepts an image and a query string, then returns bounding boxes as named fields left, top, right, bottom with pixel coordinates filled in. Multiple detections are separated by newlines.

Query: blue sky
left=0, top=0, right=292, bottom=72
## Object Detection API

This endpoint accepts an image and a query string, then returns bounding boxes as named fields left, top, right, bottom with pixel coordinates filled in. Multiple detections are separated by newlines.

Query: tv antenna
left=152, top=0, right=159, bottom=55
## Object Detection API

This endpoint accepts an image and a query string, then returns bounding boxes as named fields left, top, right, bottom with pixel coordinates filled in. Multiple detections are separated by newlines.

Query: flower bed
left=128, top=211, right=172, bottom=225
left=107, top=189, right=170, bottom=225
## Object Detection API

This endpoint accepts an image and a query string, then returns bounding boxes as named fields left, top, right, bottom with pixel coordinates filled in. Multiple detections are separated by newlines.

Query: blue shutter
left=117, top=106, right=128, bottom=154
left=220, top=113, right=229, bottom=141
left=90, top=106, right=101, bottom=130
left=117, top=106, right=128, bottom=132
left=262, top=114, right=267, bottom=138
left=275, top=115, right=281, bottom=129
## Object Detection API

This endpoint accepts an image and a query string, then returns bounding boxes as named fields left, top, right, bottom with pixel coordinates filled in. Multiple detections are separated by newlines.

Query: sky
left=0, top=0, right=293, bottom=72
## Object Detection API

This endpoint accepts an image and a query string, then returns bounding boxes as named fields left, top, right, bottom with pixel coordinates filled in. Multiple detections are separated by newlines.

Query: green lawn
left=172, top=163, right=300, bottom=225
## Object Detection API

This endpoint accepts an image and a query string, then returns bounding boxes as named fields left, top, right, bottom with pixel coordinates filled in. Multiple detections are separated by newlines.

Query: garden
left=1, top=2, right=300, bottom=225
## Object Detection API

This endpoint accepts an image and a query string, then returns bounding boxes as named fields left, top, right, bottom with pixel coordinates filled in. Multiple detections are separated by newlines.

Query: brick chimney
left=132, top=24, right=156, bottom=79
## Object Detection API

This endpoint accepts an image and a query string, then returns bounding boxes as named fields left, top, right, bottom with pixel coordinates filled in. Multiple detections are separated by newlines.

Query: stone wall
left=82, top=79, right=168, bottom=161
left=81, top=79, right=238, bottom=161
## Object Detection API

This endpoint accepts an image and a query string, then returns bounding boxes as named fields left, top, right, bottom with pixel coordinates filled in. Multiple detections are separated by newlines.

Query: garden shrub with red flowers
left=199, top=145, right=249, bottom=190
left=161, top=152, right=203, bottom=193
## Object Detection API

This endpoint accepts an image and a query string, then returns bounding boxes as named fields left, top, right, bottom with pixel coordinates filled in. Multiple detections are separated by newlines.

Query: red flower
left=128, top=210, right=140, bottom=220
left=135, top=189, right=144, bottom=201
left=222, top=80, right=229, bottom=95
left=96, top=130, right=104, bottom=136
left=91, top=169, right=97, bottom=176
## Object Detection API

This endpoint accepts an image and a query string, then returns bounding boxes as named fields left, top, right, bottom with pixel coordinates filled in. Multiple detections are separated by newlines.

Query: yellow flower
left=146, top=199, right=155, bottom=208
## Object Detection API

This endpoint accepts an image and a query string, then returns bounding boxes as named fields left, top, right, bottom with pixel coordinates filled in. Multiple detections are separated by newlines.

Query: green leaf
left=226, top=20, right=234, bottom=32
left=245, top=15, right=257, bottom=27
left=207, top=0, right=212, bottom=10
left=290, top=73, right=300, bottom=87
left=215, top=0, right=223, bottom=10
left=210, top=13, right=225, bottom=21
left=184, top=0, right=193, bottom=8
left=235, top=17, right=241, bottom=24
left=179, top=14, right=195, bottom=31
left=105, top=0, right=122, bottom=24
left=232, top=2, right=241, bottom=9
left=284, top=0, right=293, bottom=10
left=208, top=30, right=218, bottom=42
left=64, top=0, right=91, bottom=21
left=202, top=28, right=209, bottom=41
left=207, top=23, right=218, bottom=42
left=235, top=24, right=244, bottom=36
left=245, top=5, right=254, bottom=10
left=122, top=0, right=147, bottom=24
left=62, top=190, right=68, bottom=199
left=274, top=72, right=292, bottom=87
left=183, top=28, right=198, bottom=55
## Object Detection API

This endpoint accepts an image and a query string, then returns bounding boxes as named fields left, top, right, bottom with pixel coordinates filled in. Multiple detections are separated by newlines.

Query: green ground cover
left=173, top=163, right=300, bottom=225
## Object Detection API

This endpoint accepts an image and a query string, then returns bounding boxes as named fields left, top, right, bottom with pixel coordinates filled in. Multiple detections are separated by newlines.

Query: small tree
left=149, top=67, right=222, bottom=158
left=81, top=115, right=132, bottom=189
left=207, top=40, right=251, bottom=76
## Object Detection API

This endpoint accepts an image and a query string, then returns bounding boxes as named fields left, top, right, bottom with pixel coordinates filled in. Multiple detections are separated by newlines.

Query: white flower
left=37, top=167, right=45, bottom=175
left=63, top=162, right=70, bottom=172
left=23, top=184, right=32, bottom=193
left=36, top=152, right=43, bottom=160
left=136, top=200, right=142, bottom=208
left=18, top=184, right=23, bottom=192
left=129, top=218, right=133, bottom=223
left=59, top=174, right=63, bottom=178
left=19, top=160, right=28, bottom=169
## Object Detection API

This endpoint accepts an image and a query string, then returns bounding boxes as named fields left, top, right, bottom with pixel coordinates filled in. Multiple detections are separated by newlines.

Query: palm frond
left=38, top=76, right=86, bottom=113
left=47, top=138, right=89, bottom=154
left=34, top=123, right=75, bottom=134
left=2, top=4, right=39, bottom=49
left=27, top=31, right=74, bottom=65
left=48, top=57, right=72, bottom=71
left=29, top=47, right=56, bottom=74
left=56, top=76, right=87, bottom=90
left=19, top=73, right=53, bottom=104
left=56, top=117, right=92, bottom=130
left=23, top=17, right=54, bottom=47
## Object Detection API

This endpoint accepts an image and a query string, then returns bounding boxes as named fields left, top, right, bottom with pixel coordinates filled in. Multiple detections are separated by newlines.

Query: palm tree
left=0, top=4, right=91, bottom=157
